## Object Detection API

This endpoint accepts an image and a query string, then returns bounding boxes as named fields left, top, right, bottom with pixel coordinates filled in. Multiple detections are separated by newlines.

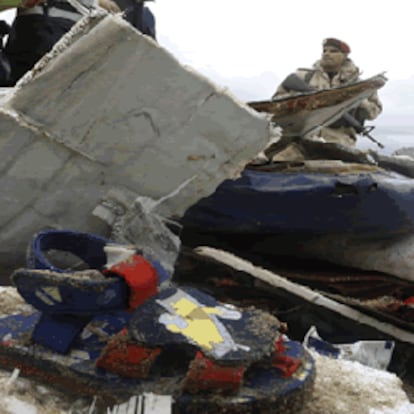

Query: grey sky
left=2, top=0, right=413, bottom=122
left=149, top=0, right=414, bottom=120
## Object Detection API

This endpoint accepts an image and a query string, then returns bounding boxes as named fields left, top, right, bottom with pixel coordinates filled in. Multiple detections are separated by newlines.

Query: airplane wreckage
left=0, top=8, right=414, bottom=413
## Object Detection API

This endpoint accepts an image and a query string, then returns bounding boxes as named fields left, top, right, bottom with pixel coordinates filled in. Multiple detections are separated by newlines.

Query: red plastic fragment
left=183, top=351, right=244, bottom=394
left=104, top=254, right=158, bottom=309
left=24, top=0, right=44, bottom=7
left=0, top=340, right=18, bottom=347
left=96, top=329, right=161, bottom=378
left=214, top=278, right=239, bottom=287
left=404, top=296, right=414, bottom=307
left=272, top=336, right=302, bottom=377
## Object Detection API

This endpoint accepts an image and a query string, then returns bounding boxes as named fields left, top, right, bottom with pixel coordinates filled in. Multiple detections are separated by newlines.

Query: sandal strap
left=183, top=351, right=245, bottom=394
left=32, top=313, right=89, bottom=354
left=27, top=230, right=110, bottom=272
left=96, top=329, right=161, bottom=378
left=272, top=336, right=303, bottom=377
left=104, top=254, right=159, bottom=309
left=12, top=268, right=129, bottom=315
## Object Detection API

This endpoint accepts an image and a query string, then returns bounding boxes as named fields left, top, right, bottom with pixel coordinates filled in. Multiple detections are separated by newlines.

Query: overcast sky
left=149, top=0, right=414, bottom=117
left=151, top=0, right=413, bottom=80
left=2, top=0, right=414, bottom=118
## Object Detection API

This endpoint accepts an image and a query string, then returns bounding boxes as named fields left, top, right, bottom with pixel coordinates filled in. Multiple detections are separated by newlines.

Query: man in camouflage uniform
left=272, top=38, right=382, bottom=147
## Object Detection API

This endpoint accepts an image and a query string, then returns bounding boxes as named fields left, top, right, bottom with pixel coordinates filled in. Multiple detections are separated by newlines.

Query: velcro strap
left=104, top=254, right=159, bottom=309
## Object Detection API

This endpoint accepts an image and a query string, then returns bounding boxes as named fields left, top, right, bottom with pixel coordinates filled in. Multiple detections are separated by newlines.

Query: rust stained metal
left=248, top=75, right=386, bottom=118
left=247, top=74, right=387, bottom=138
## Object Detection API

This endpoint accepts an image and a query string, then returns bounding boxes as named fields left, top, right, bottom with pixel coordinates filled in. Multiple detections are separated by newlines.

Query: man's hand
left=98, top=0, right=120, bottom=13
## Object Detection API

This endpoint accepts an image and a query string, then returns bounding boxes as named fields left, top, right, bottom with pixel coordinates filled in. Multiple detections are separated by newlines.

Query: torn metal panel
left=0, top=13, right=270, bottom=272
left=370, top=149, right=414, bottom=178
left=93, top=188, right=181, bottom=276
left=298, top=233, right=414, bottom=283
left=249, top=74, right=387, bottom=139
left=181, top=165, right=414, bottom=245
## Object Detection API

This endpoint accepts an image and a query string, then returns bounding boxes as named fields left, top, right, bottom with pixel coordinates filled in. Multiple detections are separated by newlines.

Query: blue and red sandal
left=0, top=282, right=314, bottom=413
left=11, top=229, right=170, bottom=353
left=0, top=230, right=315, bottom=412
left=26, top=229, right=170, bottom=281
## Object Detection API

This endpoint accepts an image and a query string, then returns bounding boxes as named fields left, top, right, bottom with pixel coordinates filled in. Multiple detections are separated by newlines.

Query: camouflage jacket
left=272, top=58, right=382, bottom=146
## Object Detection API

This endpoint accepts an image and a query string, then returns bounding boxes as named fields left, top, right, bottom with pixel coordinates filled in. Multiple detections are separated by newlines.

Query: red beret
left=323, top=38, right=351, bottom=54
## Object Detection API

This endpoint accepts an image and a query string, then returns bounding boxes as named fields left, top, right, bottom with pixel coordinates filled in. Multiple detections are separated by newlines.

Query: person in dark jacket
left=0, top=20, right=11, bottom=85
left=1, top=0, right=155, bottom=86
left=5, top=4, right=83, bottom=85
left=1, top=0, right=120, bottom=86
left=113, top=0, right=156, bottom=39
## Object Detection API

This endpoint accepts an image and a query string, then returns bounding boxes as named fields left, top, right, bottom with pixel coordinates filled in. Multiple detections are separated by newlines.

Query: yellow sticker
left=157, top=290, right=247, bottom=358
left=166, top=297, right=225, bottom=350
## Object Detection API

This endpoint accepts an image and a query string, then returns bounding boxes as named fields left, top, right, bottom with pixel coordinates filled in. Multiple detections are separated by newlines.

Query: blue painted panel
left=183, top=170, right=414, bottom=238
